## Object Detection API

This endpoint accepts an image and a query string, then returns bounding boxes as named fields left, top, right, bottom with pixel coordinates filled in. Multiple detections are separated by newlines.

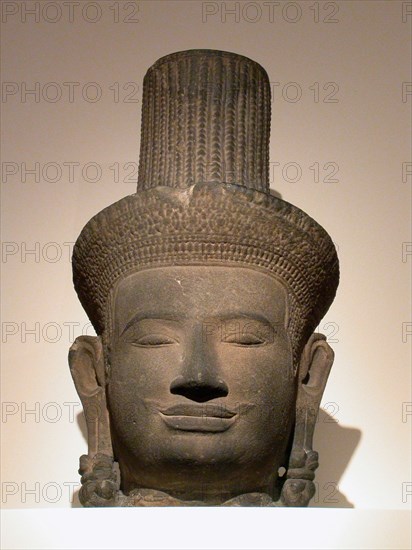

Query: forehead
left=114, top=266, right=288, bottom=329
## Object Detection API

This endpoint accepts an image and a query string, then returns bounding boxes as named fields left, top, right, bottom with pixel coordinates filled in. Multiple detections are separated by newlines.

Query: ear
left=68, top=335, right=112, bottom=457
left=281, top=333, right=334, bottom=506
left=293, top=332, right=334, bottom=460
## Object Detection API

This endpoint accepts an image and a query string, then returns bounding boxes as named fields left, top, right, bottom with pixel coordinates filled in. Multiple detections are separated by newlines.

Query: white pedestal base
left=2, top=508, right=410, bottom=550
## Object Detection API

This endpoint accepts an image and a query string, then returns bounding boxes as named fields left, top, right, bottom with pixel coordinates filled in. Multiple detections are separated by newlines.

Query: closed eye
left=128, top=334, right=178, bottom=347
left=222, top=334, right=266, bottom=346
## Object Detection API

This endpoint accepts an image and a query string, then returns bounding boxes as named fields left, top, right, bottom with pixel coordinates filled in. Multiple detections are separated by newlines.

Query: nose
left=170, top=326, right=228, bottom=403
left=170, top=378, right=228, bottom=403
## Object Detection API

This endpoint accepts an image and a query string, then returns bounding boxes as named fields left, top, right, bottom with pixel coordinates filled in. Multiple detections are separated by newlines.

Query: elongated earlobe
left=69, top=335, right=118, bottom=506
left=68, top=335, right=112, bottom=457
left=281, top=333, right=334, bottom=507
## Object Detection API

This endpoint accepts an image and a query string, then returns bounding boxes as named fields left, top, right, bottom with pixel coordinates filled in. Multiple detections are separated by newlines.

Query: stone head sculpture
left=69, top=50, right=339, bottom=507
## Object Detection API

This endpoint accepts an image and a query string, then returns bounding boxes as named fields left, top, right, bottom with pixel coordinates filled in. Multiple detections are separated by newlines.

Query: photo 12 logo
left=2, top=481, right=80, bottom=505
left=201, top=1, right=341, bottom=24
left=1, top=82, right=140, bottom=103
left=1, top=1, right=140, bottom=24
left=1, top=161, right=139, bottom=184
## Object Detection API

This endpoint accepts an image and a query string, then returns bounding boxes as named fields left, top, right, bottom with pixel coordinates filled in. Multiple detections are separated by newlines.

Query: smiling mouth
left=159, top=404, right=237, bottom=432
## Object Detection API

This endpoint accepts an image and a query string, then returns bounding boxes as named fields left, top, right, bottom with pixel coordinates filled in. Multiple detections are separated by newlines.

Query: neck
left=116, top=487, right=280, bottom=507
left=118, top=455, right=280, bottom=505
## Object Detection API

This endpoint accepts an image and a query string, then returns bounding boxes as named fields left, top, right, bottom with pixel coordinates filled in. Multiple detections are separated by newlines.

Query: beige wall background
left=1, top=0, right=411, bottom=510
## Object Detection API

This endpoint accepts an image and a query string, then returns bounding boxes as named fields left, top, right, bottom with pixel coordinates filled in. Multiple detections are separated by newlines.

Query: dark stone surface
left=69, top=50, right=339, bottom=507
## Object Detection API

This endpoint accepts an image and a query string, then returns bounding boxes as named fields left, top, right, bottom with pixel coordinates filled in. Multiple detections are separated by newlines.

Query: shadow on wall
left=71, top=407, right=361, bottom=508
left=310, top=408, right=361, bottom=508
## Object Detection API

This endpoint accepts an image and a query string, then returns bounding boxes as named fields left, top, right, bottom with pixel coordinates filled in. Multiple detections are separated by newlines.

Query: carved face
left=107, top=266, right=296, bottom=502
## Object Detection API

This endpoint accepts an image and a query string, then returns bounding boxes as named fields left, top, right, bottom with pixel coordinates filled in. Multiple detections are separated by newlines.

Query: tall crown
left=72, top=50, right=339, bottom=362
left=137, top=50, right=271, bottom=192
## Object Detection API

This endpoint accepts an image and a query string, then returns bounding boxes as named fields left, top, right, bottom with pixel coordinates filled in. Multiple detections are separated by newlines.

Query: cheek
left=219, top=344, right=294, bottom=398
left=218, top=344, right=295, bottom=438
left=107, top=345, right=180, bottom=444
left=108, top=343, right=182, bottom=396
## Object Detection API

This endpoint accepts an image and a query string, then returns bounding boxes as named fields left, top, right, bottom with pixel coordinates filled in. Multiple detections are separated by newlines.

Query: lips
left=159, top=403, right=237, bottom=433
left=160, top=403, right=236, bottom=418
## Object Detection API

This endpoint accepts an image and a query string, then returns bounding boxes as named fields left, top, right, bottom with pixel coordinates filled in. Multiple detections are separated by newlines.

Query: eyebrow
left=120, top=311, right=281, bottom=337
left=120, top=313, right=184, bottom=336
left=217, top=313, right=278, bottom=329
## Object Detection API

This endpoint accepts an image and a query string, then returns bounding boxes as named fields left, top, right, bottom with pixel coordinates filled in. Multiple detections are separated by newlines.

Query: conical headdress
left=73, top=50, right=339, bottom=362
left=138, top=49, right=271, bottom=191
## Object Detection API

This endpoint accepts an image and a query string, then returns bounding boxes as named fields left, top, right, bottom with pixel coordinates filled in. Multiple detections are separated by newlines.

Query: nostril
left=170, top=380, right=228, bottom=403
